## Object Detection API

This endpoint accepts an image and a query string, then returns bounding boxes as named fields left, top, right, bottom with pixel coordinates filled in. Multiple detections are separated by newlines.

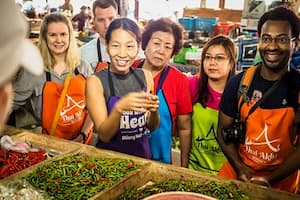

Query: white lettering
left=120, top=115, right=130, bottom=129
left=62, top=114, right=74, bottom=121
left=245, top=146, right=258, bottom=156
left=259, top=152, right=278, bottom=162
left=122, top=135, right=136, bottom=140
left=74, top=111, right=82, bottom=118
left=130, top=118, right=138, bottom=129
left=138, top=115, right=146, bottom=126
left=123, top=111, right=134, bottom=115
left=120, top=114, right=147, bottom=129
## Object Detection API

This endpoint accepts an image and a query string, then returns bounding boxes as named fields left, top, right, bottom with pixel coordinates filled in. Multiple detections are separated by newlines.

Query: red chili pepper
left=101, top=178, right=110, bottom=183
left=0, top=150, right=47, bottom=179
left=127, top=161, right=135, bottom=169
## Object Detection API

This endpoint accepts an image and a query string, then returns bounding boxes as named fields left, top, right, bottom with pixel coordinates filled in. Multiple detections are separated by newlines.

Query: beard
left=259, top=49, right=290, bottom=72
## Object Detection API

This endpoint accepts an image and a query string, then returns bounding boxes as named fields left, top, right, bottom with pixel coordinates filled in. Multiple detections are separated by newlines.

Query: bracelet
left=80, top=132, right=87, bottom=143
left=250, top=177, right=271, bottom=188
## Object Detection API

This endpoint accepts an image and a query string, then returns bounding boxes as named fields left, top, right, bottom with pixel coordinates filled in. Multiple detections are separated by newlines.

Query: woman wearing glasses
left=188, top=35, right=237, bottom=174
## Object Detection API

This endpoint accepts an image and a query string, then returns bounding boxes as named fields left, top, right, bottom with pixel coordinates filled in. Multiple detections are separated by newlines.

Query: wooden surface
left=1, top=125, right=26, bottom=136
left=11, top=131, right=81, bottom=153
left=183, top=8, right=242, bottom=23
left=104, top=162, right=300, bottom=200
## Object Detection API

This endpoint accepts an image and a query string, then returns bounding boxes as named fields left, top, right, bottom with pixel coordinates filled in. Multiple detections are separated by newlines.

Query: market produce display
left=117, top=180, right=249, bottom=200
left=0, top=179, right=49, bottom=200
left=26, top=153, right=139, bottom=200
left=0, top=150, right=46, bottom=179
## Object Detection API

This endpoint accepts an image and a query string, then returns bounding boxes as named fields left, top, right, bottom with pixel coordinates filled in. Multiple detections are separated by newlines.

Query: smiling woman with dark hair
left=86, top=18, right=160, bottom=159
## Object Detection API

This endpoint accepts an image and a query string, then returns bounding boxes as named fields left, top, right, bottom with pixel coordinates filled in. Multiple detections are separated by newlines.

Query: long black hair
left=197, top=35, right=236, bottom=107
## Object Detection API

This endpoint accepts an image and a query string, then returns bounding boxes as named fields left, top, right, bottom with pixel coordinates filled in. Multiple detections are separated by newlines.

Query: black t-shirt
left=219, top=66, right=299, bottom=119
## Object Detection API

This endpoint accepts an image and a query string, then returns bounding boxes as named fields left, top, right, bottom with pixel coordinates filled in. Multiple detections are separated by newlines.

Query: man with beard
left=216, top=6, right=300, bottom=193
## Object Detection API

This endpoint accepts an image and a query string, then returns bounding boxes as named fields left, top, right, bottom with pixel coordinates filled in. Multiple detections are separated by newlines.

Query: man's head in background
left=0, top=0, right=43, bottom=131
left=92, top=0, right=119, bottom=43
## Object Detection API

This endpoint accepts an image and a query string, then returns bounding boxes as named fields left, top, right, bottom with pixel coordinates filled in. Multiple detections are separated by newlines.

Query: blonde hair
left=38, top=13, right=80, bottom=72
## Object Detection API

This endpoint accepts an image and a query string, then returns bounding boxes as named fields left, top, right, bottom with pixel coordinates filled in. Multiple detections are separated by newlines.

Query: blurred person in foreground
left=216, top=6, right=300, bottom=193
left=0, top=0, right=43, bottom=151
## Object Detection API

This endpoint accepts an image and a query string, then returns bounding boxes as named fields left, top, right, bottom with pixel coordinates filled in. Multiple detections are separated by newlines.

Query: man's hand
left=236, top=163, right=253, bottom=182
left=250, top=177, right=271, bottom=188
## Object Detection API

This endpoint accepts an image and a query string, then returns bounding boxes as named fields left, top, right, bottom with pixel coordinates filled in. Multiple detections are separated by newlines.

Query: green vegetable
left=117, top=180, right=249, bottom=200
left=26, top=154, right=139, bottom=200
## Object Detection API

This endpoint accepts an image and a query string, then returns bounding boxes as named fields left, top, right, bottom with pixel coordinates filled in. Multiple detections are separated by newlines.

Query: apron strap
left=156, top=66, right=170, bottom=93
left=74, top=68, right=79, bottom=75
left=50, top=71, right=72, bottom=135
left=46, top=71, right=51, bottom=81
left=97, top=38, right=103, bottom=62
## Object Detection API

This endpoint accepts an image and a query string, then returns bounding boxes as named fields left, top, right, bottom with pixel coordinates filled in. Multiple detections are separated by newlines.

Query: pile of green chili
left=26, top=153, right=138, bottom=200
left=117, top=180, right=249, bottom=200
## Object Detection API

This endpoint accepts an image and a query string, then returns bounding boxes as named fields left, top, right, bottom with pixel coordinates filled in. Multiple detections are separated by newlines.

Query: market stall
left=0, top=129, right=299, bottom=200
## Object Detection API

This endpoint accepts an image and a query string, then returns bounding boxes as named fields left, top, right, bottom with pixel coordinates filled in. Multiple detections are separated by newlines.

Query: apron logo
left=196, top=124, right=222, bottom=153
left=245, top=124, right=281, bottom=162
left=60, top=95, right=85, bottom=116
left=120, top=111, right=148, bottom=129
left=60, top=95, right=85, bottom=123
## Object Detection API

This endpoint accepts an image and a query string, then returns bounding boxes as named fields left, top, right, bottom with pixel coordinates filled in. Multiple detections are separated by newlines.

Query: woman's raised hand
left=115, top=91, right=159, bottom=113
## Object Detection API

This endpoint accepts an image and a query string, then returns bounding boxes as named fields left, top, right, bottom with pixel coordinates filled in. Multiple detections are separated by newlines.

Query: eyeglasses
left=203, top=54, right=228, bottom=63
left=260, top=35, right=295, bottom=45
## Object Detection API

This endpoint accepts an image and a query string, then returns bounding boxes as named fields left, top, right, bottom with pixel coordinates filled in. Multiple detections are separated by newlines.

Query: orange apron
left=41, top=72, right=92, bottom=144
left=219, top=67, right=299, bottom=193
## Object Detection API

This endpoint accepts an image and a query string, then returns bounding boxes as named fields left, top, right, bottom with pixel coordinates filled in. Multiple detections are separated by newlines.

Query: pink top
left=188, top=74, right=222, bottom=110
left=206, top=85, right=222, bottom=110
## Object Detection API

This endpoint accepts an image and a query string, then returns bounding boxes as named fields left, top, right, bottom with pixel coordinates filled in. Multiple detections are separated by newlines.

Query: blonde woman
left=13, top=13, right=94, bottom=144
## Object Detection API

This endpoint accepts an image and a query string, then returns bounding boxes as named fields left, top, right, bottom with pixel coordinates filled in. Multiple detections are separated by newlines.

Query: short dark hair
left=105, top=18, right=141, bottom=44
left=142, top=17, right=184, bottom=56
left=92, top=0, right=118, bottom=16
left=257, top=6, right=299, bottom=38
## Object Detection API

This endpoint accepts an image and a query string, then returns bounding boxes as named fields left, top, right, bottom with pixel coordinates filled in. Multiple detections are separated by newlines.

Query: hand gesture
left=144, top=92, right=159, bottom=113
left=116, top=91, right=159, bottom=113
